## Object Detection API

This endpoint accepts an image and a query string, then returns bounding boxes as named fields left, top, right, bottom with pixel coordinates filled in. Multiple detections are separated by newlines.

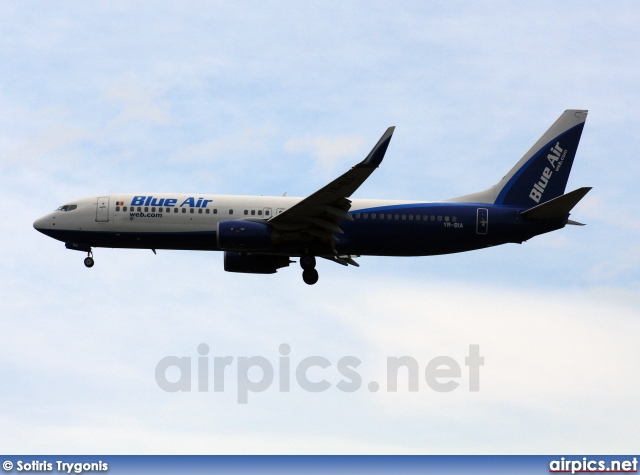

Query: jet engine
left=217, top=221, right=282, bottom=251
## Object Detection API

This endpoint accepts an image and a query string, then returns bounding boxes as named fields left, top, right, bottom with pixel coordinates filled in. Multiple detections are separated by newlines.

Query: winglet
left=355, top=126, right=395, bottom=168
left=268, top=126, right=397, bottom=237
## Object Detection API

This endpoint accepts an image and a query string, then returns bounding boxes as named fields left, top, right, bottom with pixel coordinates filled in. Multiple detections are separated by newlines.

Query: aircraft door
left=476, top=208, right=488, bottom=235
left=96, top=196, right=110, bottom=222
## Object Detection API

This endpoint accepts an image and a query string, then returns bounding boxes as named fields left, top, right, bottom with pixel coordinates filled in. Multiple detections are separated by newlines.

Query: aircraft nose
left=33, top=214, right=53, bottom=233
left=33, top=216, right=45, bottom=231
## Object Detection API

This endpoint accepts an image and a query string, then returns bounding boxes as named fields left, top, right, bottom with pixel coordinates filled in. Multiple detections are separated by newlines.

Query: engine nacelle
left=224, top=252, right=291, bottom=274
left=217, top=220, right=280, bottom=251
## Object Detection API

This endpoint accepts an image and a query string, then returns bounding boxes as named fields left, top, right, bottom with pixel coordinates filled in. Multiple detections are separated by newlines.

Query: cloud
left=1, top=250, right=638, bottom=454
left=171, top=126, right=276, bottom=164
left=587, top=246, right=640, bottom=282
left=104, top=76, right=171, bottom=128
left=285, top=135, right=365, bottom=178
left=2, top=122, right=87, bottom=166
left=578, top=191, right=640, bottom=231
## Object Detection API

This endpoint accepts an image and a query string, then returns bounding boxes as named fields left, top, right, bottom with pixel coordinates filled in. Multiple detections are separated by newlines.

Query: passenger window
left=151, top=207, right=156, bottom=212
left=229, top=209, right=233, bottom=214
left=264, top=210, right=269, bottom=216
left=430, top=215, right=435, bottom=221
left=452, top=216, right=457, bottom=223
left=416, top=215, right=421, bottom=221
left=144, top=207, right=149, bottom=212
left=394, top=214, right=399, bottom=220
left=190, top=209, right=194, bottom=214
left=116, top=206, right=120, bottom=212
left=206, top=209, right=210, bottom=214
left=214, top=209, right=218, bottom=214
left=438, top=216, right=442, bottom=221
left=408, top=215, right=413, bottom=220
left=123, top=206, right=127, bottom=212
left=174, top=208, right=178, bottom=213
left=182, top=208, right=186, bottom=213
left=198, top=209, right=203, bottom=214
left=137, top=207, right=142, bottom=212
left=258, top=210, right=262, bottom=216
left=250, top=210, right=255, bottom=216
left=380, top=214, right=385, bottom=220
left=445, top=216, right=449, bottom=222
left=401, top=215, right=406, bottom=220
left=244, top=210, right=248, bottom=215
left=363, top=213, right=369, bottom=219
left=356, top=213, right=361, bottom=219
left=371, top=213, right=376, bottom=219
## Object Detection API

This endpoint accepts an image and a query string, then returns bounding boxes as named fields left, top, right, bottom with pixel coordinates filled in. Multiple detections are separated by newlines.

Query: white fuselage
left=33, top=193, right=414, bottom=237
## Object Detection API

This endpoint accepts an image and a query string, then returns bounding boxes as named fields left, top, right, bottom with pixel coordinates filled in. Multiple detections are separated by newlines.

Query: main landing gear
left=300, top=254, right=318, bottom=285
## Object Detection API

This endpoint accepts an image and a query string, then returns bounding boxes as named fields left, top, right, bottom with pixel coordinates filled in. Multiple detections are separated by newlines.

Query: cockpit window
left=56, top=204, right=78, bottom=212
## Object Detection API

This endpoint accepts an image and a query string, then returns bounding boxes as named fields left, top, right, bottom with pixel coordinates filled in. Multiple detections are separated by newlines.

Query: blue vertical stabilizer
left=448, top=110, right=588, bottom=206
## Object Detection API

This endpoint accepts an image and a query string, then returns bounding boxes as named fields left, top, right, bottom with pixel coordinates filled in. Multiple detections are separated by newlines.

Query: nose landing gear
left=84, top=251, right=94, bottom=268
left=300, top=254, right=318, bottom=285
left=65, top=242, right=94, bottom=268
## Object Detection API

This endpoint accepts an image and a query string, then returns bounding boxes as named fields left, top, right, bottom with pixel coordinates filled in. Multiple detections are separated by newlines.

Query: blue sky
left=1, top=1, right=639, bottom=454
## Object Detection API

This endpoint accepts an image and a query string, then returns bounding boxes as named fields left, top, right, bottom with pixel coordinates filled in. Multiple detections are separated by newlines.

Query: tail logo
left=529, top=142, right=568, bottom=203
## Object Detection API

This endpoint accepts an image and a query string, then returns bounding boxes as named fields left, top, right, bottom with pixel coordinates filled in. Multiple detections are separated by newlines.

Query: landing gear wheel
left=302, top=268, right=319, bottom=285
left=84, top=257, right=94, bottom=268
left=300, top=254, right=316, bottom=270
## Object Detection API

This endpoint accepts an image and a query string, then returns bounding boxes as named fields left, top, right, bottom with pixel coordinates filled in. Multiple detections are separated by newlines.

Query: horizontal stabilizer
left=520, top=187, right=591, bottom=220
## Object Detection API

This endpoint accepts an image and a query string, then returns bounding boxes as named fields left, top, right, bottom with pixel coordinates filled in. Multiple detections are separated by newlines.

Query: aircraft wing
left=268, top=126, right=395, bottom=249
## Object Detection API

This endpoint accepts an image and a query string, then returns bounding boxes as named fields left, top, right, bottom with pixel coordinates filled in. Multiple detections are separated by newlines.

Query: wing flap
left=322, top=255, right=360, bottom=267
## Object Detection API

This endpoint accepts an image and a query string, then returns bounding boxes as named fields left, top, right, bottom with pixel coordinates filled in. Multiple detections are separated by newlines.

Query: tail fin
left=449, top=110, right=588, bottom=206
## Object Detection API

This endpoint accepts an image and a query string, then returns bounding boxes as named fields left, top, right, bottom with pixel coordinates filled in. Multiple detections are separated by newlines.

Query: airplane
left=34, top=110, right=590, bottom=285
